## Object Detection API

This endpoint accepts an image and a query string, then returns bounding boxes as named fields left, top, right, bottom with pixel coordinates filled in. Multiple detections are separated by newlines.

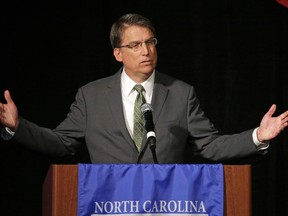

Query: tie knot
left=134, top=84, right=145, bottom=94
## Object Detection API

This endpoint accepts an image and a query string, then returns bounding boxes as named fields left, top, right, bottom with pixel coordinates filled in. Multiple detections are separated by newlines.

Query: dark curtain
left=1, top=0, right=288, bottom=215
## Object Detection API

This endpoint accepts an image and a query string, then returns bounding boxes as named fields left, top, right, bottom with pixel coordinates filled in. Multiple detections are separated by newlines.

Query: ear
left=113, top=48, right=123, bottom=62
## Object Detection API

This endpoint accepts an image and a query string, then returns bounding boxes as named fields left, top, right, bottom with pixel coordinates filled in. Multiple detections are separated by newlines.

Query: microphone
left=141, top=103, right=156, bottom=149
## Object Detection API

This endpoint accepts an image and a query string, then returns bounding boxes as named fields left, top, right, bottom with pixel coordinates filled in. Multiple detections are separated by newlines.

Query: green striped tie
left=133, top=84, right=146, bottom=152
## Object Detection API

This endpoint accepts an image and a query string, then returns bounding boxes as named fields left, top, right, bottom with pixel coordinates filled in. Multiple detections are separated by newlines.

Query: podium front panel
left=43, top=164, right=251, bottom=216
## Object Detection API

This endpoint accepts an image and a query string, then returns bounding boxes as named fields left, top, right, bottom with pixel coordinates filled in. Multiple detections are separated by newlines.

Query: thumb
left=4, top=90, right=14, bottom=104
left=265, top=104, right=276, bottom=117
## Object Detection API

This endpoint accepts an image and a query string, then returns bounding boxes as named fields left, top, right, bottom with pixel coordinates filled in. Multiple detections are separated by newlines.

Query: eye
left=128, top=42, right=141, bottom=49
left=146, top=39, right=154, bottom=45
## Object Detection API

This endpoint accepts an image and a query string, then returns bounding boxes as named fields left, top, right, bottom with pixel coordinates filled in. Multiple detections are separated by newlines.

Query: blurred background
left=1, top=0, right=288, bottom=215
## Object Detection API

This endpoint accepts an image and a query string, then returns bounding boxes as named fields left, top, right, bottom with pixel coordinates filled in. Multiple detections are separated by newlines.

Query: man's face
left=113, top=25, right=158, bottom=82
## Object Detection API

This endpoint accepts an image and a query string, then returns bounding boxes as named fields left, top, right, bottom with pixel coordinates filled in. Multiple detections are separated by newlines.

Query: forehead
left=122, top=25, right=154, bottom=43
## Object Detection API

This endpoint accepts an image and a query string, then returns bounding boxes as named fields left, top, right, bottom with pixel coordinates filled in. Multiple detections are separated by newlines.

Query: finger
left=281, top=114, right=288, bottom=123
left=4, top=90, right=14, bottom=104
left=265, top=104, right=277, bottom=117
left=278, top=110, right=288, bottom=121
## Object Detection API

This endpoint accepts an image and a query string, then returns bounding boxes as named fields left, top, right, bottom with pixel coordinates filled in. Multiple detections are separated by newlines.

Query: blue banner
left=78, top=164, right=224, bottom=216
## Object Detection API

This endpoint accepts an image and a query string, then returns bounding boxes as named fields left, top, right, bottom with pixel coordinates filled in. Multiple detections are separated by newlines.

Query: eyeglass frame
left=118, top=37, right=157, bottom=51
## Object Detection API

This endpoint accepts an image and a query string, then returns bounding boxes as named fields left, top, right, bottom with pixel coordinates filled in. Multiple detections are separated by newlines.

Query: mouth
left=140, top=60, right=153, bottom=65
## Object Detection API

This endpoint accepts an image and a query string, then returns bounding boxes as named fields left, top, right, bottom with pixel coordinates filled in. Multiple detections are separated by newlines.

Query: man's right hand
left=0, top=90, right=19, bottom=132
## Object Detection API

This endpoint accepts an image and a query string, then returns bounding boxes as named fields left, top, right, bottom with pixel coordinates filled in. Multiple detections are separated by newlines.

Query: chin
left=141, top=70, right=154, bottom=76
left=141, top=65, right=155, bottom=72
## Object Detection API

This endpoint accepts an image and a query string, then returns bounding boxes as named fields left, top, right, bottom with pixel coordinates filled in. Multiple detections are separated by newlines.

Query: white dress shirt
left=121, top=68, right=154, bottom=138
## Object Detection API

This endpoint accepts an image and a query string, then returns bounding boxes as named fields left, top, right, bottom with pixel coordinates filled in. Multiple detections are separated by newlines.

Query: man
left=0, top=14, right=288, bottom=163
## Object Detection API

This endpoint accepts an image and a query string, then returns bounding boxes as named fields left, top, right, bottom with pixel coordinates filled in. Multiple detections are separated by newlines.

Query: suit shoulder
left=79, top=72, right=119, bottom=92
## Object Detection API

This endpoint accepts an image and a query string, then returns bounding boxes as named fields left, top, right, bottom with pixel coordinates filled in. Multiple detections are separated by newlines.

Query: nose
left=141, top=42, right=149, bottom=55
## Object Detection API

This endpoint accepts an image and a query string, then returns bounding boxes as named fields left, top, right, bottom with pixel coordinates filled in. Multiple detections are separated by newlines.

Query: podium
left=42, top=164, right=251, bottom=216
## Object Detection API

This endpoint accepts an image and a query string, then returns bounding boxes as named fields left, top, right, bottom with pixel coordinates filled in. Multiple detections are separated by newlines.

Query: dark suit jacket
left=14, top=69, right=261, bottom=163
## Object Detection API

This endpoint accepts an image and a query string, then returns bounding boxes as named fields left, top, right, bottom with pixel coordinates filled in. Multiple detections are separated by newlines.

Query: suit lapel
left=105, top=71, right=136, bottom=151
left=138, top=72, right=169, bottom=156
left=151, top=72, right=169, bottom=125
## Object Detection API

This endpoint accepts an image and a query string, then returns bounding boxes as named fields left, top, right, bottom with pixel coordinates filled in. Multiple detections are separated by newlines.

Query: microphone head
left=141, top=103, right=153, bottom=114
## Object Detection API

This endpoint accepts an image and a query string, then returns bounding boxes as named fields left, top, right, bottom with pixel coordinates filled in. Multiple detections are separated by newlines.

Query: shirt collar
left=121, top=68, right=155, bottom=99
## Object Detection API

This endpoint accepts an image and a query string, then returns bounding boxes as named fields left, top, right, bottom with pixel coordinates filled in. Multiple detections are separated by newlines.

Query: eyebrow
left=127, top=37, right=154, bottom=44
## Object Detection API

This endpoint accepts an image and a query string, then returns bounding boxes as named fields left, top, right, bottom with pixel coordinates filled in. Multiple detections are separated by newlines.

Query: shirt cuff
left=1, top=127, right=15, bottom=140
left=252, top=127, right=269, bottom=151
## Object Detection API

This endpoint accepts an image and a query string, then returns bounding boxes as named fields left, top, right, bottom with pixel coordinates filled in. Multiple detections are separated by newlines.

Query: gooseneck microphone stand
left=147, top=137, right=158, bottom=164
left=137, top=137, right=158, bottom=164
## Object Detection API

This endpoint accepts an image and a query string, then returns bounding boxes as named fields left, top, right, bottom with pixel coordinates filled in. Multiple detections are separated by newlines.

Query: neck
left=126, top=71, right=153, bottom=84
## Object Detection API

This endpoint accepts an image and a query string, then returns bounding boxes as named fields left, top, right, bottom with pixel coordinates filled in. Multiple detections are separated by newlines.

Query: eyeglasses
left=119, top=38, right=157, bottom=52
